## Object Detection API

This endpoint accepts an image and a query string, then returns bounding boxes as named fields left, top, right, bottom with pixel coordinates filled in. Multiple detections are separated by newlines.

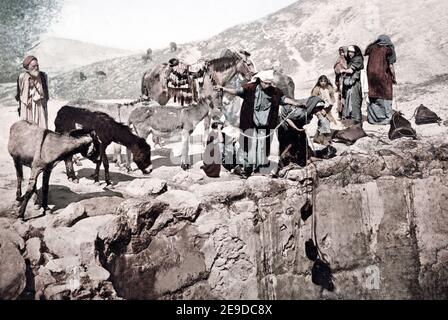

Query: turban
left=22, top=55, right=37, bottom=69
left=252, top=69, right=275, bottom=85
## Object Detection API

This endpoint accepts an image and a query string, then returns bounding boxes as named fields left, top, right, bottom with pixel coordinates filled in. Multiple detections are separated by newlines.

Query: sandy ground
left=0, top=99, right=211, bottom=219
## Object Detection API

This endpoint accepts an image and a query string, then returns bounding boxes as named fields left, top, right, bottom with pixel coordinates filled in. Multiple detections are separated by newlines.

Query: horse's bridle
left=233, top=51, right=256, bottom=80
left=200, top=51, right=255, bottom=109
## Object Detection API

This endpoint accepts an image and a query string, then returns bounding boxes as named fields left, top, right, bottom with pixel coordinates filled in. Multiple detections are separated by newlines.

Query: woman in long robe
left=341, top=46, right=364, bottom=125
left=365, top=35, right=397, bottom=125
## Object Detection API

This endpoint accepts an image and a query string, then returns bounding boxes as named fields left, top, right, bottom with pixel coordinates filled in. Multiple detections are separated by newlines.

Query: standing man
left=15, top=55, right=49, bottom=128
left=215, top=69, right=302, bottom=178
left=365, top=35, right=397, bottom=125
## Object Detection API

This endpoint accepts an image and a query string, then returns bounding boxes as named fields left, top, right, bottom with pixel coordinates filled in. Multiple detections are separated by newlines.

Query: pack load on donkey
left=166, top=58, right=207, bottom=106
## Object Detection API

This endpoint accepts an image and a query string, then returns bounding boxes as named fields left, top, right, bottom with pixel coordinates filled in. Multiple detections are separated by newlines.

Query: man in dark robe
left=215, top=70, right=302, bottom=177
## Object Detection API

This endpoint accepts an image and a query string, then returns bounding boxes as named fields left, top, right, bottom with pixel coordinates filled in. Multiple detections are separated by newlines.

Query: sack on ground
left=314, top=145, right=337, bottom=159
left=332, top=125, right=367, bottom=145
left=415, top=104, right=441, bottom=125
left=389, top=112, right=418, bottom=140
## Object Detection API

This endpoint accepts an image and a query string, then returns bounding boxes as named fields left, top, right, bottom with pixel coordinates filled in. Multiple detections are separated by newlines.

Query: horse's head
left=234, top=50, right=256, bottom=81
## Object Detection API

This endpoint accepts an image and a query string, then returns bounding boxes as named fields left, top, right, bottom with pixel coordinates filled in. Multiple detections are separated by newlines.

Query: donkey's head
left=69, top=129, right=101, bottom=163
left=132, top=138, right=152, bottom=174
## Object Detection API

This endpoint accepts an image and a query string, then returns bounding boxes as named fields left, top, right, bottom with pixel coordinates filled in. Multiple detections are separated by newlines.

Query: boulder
left=44, top=215, right=128, bottom=263
left=0, top=234, right=26, bottom=299
left=86, top=263, right=110, bottom=282
left=52, top=197, right=124, bottom=227
left=189, top=180, right=246, bottom=203
left=13, top=220, right=34, bottom=239
left=46, top=256, right=81, bottom=274
left=156, top=190, right=202, bottom=221
left=34, top=266, right=56, bottom=298
left=50, top=203, right=87, bottom=228
left=116, top=199, right=167, bottom=235
left=171, top=171, right=204, bottom=187
left=25, top=237, right=42, bottom=265
left=150, top=166, right=184, bottom=181
left=125, top=178, right=167, bottom=197
left=246, top=176, right=288, bottom=199
left=0, top=225, right=25, bottom=251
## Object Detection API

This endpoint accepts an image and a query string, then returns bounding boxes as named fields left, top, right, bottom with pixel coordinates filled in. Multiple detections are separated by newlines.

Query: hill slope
left=43, top=0, right=448, bottom=100
left=28, top=37, right=134, bottom=75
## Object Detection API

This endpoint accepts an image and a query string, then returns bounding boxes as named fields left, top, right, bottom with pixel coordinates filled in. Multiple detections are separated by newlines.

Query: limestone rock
left=246, top=176, right=288, bottom=199
left=44, top=215, right=128, bottom=263
left=0, top=234, right=26, bottom=299
left=0, top=225, right=25, bottom=251
left=110, top=233, right=207, bottom=299
left=171, top=171, right=204, bottom=187
left=125, top=178, right=167, bottom=197
left=189, top=180, right=246, bottom=203
left=34, top=266, right=56, bottom=298
left=156, top=190, right=202, bottom=221
left=46, top=256, right=81, bottom=274
left=13, top=220, right=34, bottom=240
left=150, top=166, right=184, bottom=181
left=25, top=237, right=42, bottom=265
left=50, top=203, right=87, bottom=228
left=117, top=198, right=167, bottom=235
left=52, top=197, right=124, bottom=226
left=86, top=263, right=110, bottom=282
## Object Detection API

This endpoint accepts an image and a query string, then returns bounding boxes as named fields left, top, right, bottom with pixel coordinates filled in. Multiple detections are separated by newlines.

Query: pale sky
left=46, top=0, right=297, bottom=51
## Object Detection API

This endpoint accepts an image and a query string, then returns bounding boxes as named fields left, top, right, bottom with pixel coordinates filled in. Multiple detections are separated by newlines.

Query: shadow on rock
left=76, top=168, right=136, bottom=183
left=48, top=185, right=122, bottom=211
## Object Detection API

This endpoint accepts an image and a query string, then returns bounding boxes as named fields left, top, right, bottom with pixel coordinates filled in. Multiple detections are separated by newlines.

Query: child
left=201, top=121, right=224, bottom=178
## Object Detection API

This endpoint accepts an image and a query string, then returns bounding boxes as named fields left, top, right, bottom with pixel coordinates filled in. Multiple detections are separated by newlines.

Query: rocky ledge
left=1, top=138, right=448, bottom=300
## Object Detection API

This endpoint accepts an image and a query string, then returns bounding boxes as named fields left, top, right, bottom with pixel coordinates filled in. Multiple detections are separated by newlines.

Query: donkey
left=129, top=52, right=256, bottom=170
left=8, top=120, right=101, bottom=220
left=55, top=106, right=152, bottom=185
left=141, top=50, right=256, bottom=106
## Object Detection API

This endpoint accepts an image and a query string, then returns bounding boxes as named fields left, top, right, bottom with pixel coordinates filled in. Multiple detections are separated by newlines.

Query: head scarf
left=347, top=45, right=364, bottom=71
left=22, top=55, right=37, bottom=70
left=377, top=35, right=393, bottom=47
left=339, top=46, right=348, bottom=57
left=252, top=69, right=275, bottom=85
left=376, top=34, right=397, bottom=64
left=281, top=96, right=325, bottom=129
